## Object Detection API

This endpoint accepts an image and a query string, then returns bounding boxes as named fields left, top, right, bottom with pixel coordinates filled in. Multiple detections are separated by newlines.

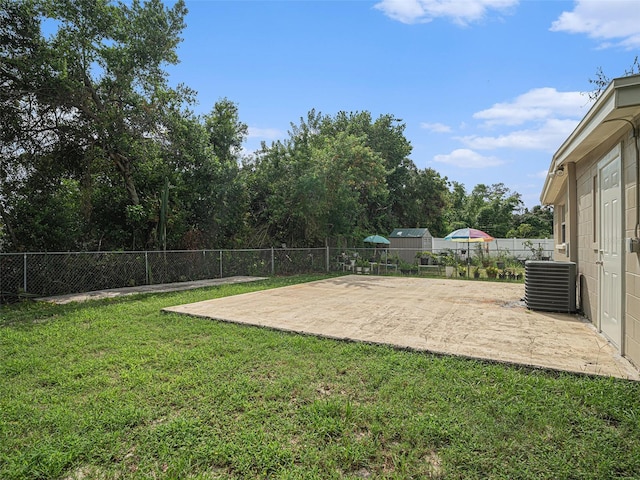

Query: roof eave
left=541, top=74, right=640, bottom=205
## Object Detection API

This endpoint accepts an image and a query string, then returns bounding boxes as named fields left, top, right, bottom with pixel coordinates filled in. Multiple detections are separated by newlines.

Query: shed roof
left=389, top=228, right=430, bottom=238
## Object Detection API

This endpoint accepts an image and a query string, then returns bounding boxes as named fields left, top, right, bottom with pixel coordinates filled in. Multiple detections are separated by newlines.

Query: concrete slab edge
left=161, top=309, right=640, bottom=382
left=39, top=276, right=268, bottom=304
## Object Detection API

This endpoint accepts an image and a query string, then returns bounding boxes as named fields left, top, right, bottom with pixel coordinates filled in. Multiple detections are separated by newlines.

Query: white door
left=598, top=147, right=623, bottom=348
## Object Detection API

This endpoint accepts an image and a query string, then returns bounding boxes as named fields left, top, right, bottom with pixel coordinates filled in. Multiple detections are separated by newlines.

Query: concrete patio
left=39, top=276, right=267, bottom=304
left=163, top=275, right=639, bottom=380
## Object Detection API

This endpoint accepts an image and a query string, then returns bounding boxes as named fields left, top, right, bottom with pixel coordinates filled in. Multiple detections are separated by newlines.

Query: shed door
left=598, top=146, right=623, bottom=349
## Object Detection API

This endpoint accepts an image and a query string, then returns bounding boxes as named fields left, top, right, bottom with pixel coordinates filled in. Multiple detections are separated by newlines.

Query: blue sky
left=166, top=0, right=640, bottom=207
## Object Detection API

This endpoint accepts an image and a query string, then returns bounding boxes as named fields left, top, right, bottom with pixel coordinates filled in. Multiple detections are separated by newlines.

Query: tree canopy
left=0, top=0, right=551, bottom=252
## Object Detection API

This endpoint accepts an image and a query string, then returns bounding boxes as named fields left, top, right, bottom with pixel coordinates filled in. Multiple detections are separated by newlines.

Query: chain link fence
left=0, top=248, right=330, bottom=302
left=0, top=242, right=554, bottom=303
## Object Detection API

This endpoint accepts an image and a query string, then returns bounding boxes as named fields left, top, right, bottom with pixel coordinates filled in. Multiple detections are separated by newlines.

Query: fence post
left=326, top=246, right=329, bottom=272
left=271, top=247, right=275, bottom=276
left=219, top=250, right=223, bottom=278
left=145, top=251, right=149, bottom=285
left=23, top=253, right=27, bottom=293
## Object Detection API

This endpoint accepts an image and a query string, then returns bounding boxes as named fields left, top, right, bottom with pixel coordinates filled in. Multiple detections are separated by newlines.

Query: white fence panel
left=431, top=238, right=554, bottom=259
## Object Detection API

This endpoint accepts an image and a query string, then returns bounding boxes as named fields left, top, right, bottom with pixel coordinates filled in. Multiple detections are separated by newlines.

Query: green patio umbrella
left=363, top=235, right=390, bottom=245
left=364, top=235, right=390, bottom=264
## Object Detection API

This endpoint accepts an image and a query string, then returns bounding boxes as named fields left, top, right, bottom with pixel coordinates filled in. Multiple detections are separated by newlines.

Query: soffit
left=541, top=75, right=640, bottom=205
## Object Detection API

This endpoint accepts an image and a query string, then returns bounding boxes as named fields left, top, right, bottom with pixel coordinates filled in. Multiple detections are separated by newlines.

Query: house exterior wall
left=623, top=134, right=640, bottom=365
left=558, top=130, right=640, bottom=368
left=543, top=75, right=640, bottom=372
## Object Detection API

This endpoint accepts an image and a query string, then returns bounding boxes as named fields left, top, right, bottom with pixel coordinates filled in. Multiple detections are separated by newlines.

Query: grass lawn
left=1, top=274, right=639, bottom=479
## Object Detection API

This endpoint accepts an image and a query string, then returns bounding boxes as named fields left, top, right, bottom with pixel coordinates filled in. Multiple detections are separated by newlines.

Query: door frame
left=597, top=144, right=625, bottom=353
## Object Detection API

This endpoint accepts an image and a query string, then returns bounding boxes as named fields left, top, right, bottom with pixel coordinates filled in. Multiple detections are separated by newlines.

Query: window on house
left=560, top=205, right=566, bottom=244
left=592, top=175, right=597, bottom=243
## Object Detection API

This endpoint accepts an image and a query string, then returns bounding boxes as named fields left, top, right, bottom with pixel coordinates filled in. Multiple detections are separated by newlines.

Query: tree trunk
left=110, top=151, right=140, bottom=206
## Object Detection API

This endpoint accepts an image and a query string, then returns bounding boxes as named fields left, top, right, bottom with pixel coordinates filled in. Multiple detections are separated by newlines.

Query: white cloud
left=374, top=0, right=427, bottom=24
left=457, top=88, right=585, bottom=153
left=420, top=122, right=452, bottom=133
left=473, top=88, right=587, bottom=126
left=426, top=86, right=587, bottom=174
left=529, top=169, right=551, bottom=179
left=458, top=118, right=579, bottom=151
left=433, top=148, right=504, bottom=168
left=247, top=126, right=283, bottom=139
left=550, top=0, right=640, bottom=49
left=374, top=0, right=518, bottom=26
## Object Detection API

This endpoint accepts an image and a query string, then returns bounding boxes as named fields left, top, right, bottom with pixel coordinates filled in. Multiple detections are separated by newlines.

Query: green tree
left=308, top=132, right=388, bottom=244
left=168, top=100, right=249, bottom=248
left=41, top=0, right=187, bottom=207
left=1, top=0, right=48, bottom=249
left=318, top=111, right=413, bottom=232
left=245, top=110, right=427, bottom=246
left=204, top=97, right=248, bottom=164
left=0, top=0, right=43, bottom=149
left=0, top=0, right=191, bottom=251
left=443, top=181, right=469, bottom=232
left=470, top=183, right=523, bottom=237
left=259, top=131, right=389, bottom=246
left=390, top=165, right=449, bottom=236
left=443, top=182, right=523, bottom=237
left=8, top=177, right=83, bottom=251
left=507, top=205, right=553, bottom=238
